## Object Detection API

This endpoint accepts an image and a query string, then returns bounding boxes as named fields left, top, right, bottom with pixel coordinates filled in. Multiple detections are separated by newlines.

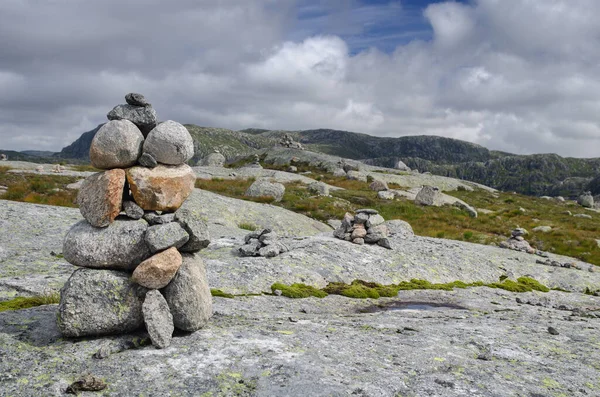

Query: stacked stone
left=239, top=229, right=289, bottom=258
left=333, top=209, right=392, bottom=249
left=499, top=228, right=535, bottom=254
left=57, top=93, right=212, bottom=349
left=0, top=153, right=7, bottom=161
left=279, top=134, right=304, bottom=150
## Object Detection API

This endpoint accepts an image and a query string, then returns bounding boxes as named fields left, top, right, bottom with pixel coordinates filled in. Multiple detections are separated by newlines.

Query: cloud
left=0, top=0, right=599, bottom=158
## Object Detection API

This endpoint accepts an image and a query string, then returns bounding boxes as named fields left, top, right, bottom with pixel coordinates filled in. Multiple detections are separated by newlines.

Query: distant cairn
left=56, top=93, right=212, bottom=349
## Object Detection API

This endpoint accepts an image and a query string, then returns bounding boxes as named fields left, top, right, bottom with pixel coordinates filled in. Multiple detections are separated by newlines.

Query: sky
left=0, top=0, right=599, bottom=158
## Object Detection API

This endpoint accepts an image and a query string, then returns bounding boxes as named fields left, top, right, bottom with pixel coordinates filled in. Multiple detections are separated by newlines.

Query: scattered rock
left=415, top=186, right=441, bottom=206
left=127, top=164, right=196, bottom=211
left=239, top=229, right=287, bottom=257
left=369, top=180, right=388, bottom=192
left=143, top=120, right=195, bottom=165
left=346, top=170, right=367, bottom=182
left=132, top=247, right=183, bottom=289
left=573, top=213, right=592, bottom=219
left=199, top=150, right=226, bottom=167
left=555, top=196, right=565, bottom=202
left=163, top=253, right=213, bottom=332
left=107, top=104, right=157, bottom=136
left=57, top=268, right=146, bottom=337
left=394, top=160, right=411, bottom=171
left=63, top=218, right=151, bottom=270
left=125, top=92, right=150, bottom=107
left=123, top=200, right=144, bottom=220
left=454, top=201, right=478, bottom=218
left=287, top=166, right=298, bottom=173
left=548, top=326, right=559, bottom=335
left=145, top=222, right=190, bottom=253
left=142, top=290, right=175, bottom=349
left=377, top=191, right=395, bottom=200
left=66, top=374, right=107, bottom=395
left=308, top=181, right=329, bottom=196
left=90, top=120, right=144, bottom=169
left=577, top=192, right=594, bottom=208
left=532, top=226, right=552, bottom=233
left=77, top=169, right=125, bottom=227
left=245, top=179, right=285, bottom=202
left=175, top=208, right=211, bottom=252
left=333, top=168, right=346, bottom=177
left=66, top=180, right=84, bottom=190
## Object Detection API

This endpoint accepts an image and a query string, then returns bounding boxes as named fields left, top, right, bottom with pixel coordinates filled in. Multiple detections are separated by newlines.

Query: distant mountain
left=57, top=125, right=600, bottom=197
left=0, top=149, right=53, bottom=163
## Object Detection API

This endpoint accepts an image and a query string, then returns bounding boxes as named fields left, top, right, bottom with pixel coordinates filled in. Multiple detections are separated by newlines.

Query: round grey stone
left=244, top=179, right=285, bottom=202
left=63, top=218, right=151, bottom=271
left=90, top=120, right=144, bottom=169
left=107, top=104, right=157, bottom=136
left=125, top=93, right=150, bottom=107
left=308, top=182, right=329, bottom=196
left=142, top=290, right=174, bottom=349
left=145, top=222, right=190, bottom=253
left=143, top=121, right=195, bottom=165
left=57, top=268, right=147, bottom=337
left=162, top=253, right=213, bottom=332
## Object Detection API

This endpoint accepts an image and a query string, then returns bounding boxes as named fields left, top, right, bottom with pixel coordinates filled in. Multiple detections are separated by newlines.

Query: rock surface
left=63, top=218, right=151, bottom=270
left=143, top=120, right=195, bottom=165
left=77, top=169, right=125, bottom=227
left=163, top=253, right=213, bottom=332
left=127, top=164, right=196, bottom=211
left=142, top=290, right=174, bottom=349
left=57, top=268, right=146, bottom=337
left=132, top=247, right=182, bottom=289
left=89, top=120, right=144, bottom=169
left=244, top=179, right=285, bottom=202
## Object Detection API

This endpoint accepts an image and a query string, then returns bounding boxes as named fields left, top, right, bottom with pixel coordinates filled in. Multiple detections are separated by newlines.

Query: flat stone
left=138, top=153, right=158, bottom=168
left=532, top=226, right=552, bottom=233
left=145, top=222, right=190, bottom=253
left=107, top=104, right=157, bottom=136
left=175, top=208, right=211, bottom=252
left=125, top=93, right=151, bottom=107
left=377, top=238, right=392, bottom=249
left=123, top=200, right=144, bottom=220
left=162, top=253, right=213, bottom=332
left=143, top=212, right=176, bottom=225
left=132, top=247, right=183, bottom=289
left=352, top=238, right=365, bottom=245
left=127, top=164, right=196, bottom=211
left=142, top=290, right=174, bottom=349
left=63, top=218, right=151, bottom=270
left=57, top=268, right=147, bottom=337
left=143, top=120, right=195, bottom=165
left=258, top=244, right=281, bottom=257
left=90, top=120, right=144, bottom=169
left=355, top=209, right=378, bottom=215
left=354, top=213, right=369, bottom=224
left=365, top=214, right=385, bottom=228
left=77, top=169, right=125, bottom=227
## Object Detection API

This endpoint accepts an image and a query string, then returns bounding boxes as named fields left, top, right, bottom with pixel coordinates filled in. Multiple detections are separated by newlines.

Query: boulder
left=107, top=104, right=157, bottom=136
left=245, top=179, right=285, bottom=202
left=333, top=169, right=346, bottom=177
left=142, top=290, right=174, bottom=349
left=162, top=253, right=213, bottom=332
left=77, top=169, right=125, bottom=227
left=57, top=268, right=147, bottom=337
left=385, top=220, right=414, bottom=239
left=394, top=160, right=411, bottom=171
left=378, top=191, right=395, bottom=200
left=365, top=214, right=385, bottom=228
left=63, top=218, right=151, bottom=270
left=454, top=201, right=478, bottom=218
left=532, top=226, right=552, bottom=233
left=89, top=120, right=144, bottom=169
left=577, top=192, right=594, bottom=208
left=175, top=208, right=211, bottom=252
left=127, top=164, right=196, bottom=211
left=346, top=170, right=367, bottom=182
left=145, top=222, right=190, bottom=253
left=199, top=152, right=226, bottom=167
left=123, top=200, right=144, bottom=220
left=415, top=186, right=441, bottom=206
left=132, top=247, right=183, bottom=289
left=308, top=182, right=329, bottom=196
left=287, top=166, right=298, bottom=173
left=125, top=93, right=151, bottom=107
left=369, top=180, right=388, bottom=192
left=143, top=120, right=195, bottom=165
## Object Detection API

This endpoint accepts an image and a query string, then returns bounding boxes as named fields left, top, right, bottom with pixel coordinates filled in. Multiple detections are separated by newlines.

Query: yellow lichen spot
left=433, top=357, right=446, bottom=362
left=276, top=330, right=294, bottom=335
left=542, top=377, right=561, bottom=389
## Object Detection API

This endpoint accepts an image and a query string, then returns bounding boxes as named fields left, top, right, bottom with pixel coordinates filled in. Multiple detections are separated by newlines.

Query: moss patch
left=210, top=289, right=235, bottom=299
left=271, top=277, right=553, bottom=299
left=0, top=293, right=60, bottom=312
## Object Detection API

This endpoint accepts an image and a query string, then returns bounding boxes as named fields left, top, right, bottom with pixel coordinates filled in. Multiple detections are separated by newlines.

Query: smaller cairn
left=35, top=165, right=44, bottom=172
left=278, top=134, right=304, bottom=150
left=499, top=227, right=535, bottom=254
left=0, top=154, right=7, bottom=161
left=108, top=92, right=157, bottom=136
left=577, top=191, right=594, bottom=208
left=52, top=164, right=65, bottom=173
left=333, top=209, right=391, bottom=249
left=239, top=229, right=289, bottom=257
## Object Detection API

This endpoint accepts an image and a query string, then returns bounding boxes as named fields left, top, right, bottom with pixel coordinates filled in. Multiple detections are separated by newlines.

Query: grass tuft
left=0, top=293, right=60, bottom=312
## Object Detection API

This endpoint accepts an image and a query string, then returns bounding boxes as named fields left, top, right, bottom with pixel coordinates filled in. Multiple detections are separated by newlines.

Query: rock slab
left=142, top=290, right=174, bottom=349
left=57, top=268, right=146, bottom=337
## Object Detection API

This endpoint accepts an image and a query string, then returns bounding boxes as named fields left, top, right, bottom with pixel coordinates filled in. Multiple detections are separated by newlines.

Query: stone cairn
left=333, top=209, right=392, bottom=249
left=0, top=153, right=7, bottom=161
left=57, top=93, right=212, bottom=349
left=499, top=227, right=538, bottom=255
left=239, top=229, right=289, bottom=258
left=278, top=133, right=304, bottom=150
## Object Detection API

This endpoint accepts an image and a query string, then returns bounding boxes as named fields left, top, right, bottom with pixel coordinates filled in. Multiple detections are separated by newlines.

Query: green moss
left=271, top=283, right=328, bottom=298
left=210, top=289, right=235, bottom=299
left=0, top=293, right=60, bottom=312
left=238, top=222, right=258, bottom=231
left=516, top=276, right=551, bottom=292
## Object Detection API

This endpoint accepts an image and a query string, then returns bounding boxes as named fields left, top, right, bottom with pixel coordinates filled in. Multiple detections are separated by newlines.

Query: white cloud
left=0, top=0, right=599, bottom=158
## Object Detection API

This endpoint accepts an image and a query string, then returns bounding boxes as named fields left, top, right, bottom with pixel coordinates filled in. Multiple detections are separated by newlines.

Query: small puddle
left=359, top=301, right=468, bottom=313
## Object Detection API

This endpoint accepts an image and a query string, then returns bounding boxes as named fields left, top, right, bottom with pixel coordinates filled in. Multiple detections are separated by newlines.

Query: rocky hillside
left=55, top=125, right=600, bottom=196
